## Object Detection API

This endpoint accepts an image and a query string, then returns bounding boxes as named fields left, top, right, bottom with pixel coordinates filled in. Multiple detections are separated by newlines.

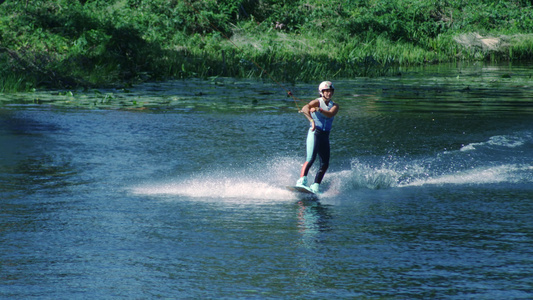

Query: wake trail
left=132, top=131, right=533, bottom=201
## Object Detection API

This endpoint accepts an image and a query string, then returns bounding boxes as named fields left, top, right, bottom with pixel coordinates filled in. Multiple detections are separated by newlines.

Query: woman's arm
left=300, top=99, right=320, bottom=131
left=318, top=103, right=339, bottom=118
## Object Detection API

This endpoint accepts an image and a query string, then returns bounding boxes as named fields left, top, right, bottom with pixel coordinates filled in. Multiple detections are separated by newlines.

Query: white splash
left=404, top=164, right=532, bottom=187
left=133, top=177, right=294, bottom=201
left=461, top=134, right=527, bottom=151
left=131, top=156, right=303, bottom=203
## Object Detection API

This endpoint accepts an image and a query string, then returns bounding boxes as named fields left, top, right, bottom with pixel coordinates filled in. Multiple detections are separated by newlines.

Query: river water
left=1, top=63, right=532, bottom=299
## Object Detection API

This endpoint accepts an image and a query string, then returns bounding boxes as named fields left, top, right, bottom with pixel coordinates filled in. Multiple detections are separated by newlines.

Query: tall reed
left=0, top=0, right=532, bottom=92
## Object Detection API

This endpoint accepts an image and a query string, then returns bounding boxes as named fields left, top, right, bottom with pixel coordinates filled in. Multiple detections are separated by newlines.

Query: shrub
left=0, top=0, right=532, bottom=91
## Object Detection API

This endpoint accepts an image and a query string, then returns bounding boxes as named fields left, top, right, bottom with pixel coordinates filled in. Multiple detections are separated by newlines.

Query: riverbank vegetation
left=1, top=0, right=533, bottom=92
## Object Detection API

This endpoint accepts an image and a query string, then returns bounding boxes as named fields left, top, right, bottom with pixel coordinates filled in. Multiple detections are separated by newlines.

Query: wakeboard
left=286, top=185, right=318, bottom=199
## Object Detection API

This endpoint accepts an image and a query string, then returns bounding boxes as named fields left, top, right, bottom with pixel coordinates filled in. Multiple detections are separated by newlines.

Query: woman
left=296, top=81, right=339, bottom=194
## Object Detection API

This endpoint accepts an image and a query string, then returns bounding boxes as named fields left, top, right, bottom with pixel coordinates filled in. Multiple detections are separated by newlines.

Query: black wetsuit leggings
left=301, top=128, right=330, bottom=184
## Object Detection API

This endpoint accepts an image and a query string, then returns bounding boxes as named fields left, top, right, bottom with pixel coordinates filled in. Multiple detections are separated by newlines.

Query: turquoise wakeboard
left=286, top=185, right=317, bottom=197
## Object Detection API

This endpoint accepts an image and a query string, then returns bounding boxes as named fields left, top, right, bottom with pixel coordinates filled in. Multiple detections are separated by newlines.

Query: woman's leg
left=314, top=131, right=330, bottom=184
left=299, top=128, right=318, bottom=179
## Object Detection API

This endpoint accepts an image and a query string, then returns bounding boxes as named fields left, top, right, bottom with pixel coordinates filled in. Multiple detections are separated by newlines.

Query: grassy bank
left=1, top=0, right=533, bottom=92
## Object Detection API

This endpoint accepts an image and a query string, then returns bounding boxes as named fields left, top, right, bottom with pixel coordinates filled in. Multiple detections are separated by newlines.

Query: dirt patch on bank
left=454, top=33, right=507, bottom=51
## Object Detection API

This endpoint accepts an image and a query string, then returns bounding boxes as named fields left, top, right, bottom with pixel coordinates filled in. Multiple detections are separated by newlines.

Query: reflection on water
left=294, top=200, right=332, bottom=294
left=0, top=62, right=532, bottom=114
left=2, top=157, right=78, bottom=195
left=296, top=200, right=331, bottom=249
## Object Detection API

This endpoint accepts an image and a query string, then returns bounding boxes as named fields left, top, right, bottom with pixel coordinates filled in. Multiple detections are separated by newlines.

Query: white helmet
left=318, top=81, right=334, bottom=96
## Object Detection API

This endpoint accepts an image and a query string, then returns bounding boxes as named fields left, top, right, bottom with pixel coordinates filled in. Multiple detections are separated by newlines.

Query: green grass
left=1, top=0, right=533, bottom=92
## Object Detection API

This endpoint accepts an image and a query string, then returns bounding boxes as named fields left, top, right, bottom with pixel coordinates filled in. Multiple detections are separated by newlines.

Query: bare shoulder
left=308, top=98, right=321, bottom=107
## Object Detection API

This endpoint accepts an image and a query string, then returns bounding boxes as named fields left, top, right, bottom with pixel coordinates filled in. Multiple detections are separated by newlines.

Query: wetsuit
left=300, top=98, right=335, bottom=184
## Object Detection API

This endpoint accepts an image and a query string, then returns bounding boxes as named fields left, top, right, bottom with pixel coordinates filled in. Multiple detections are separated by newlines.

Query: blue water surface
left=1, top=63, right=532, bottom=299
